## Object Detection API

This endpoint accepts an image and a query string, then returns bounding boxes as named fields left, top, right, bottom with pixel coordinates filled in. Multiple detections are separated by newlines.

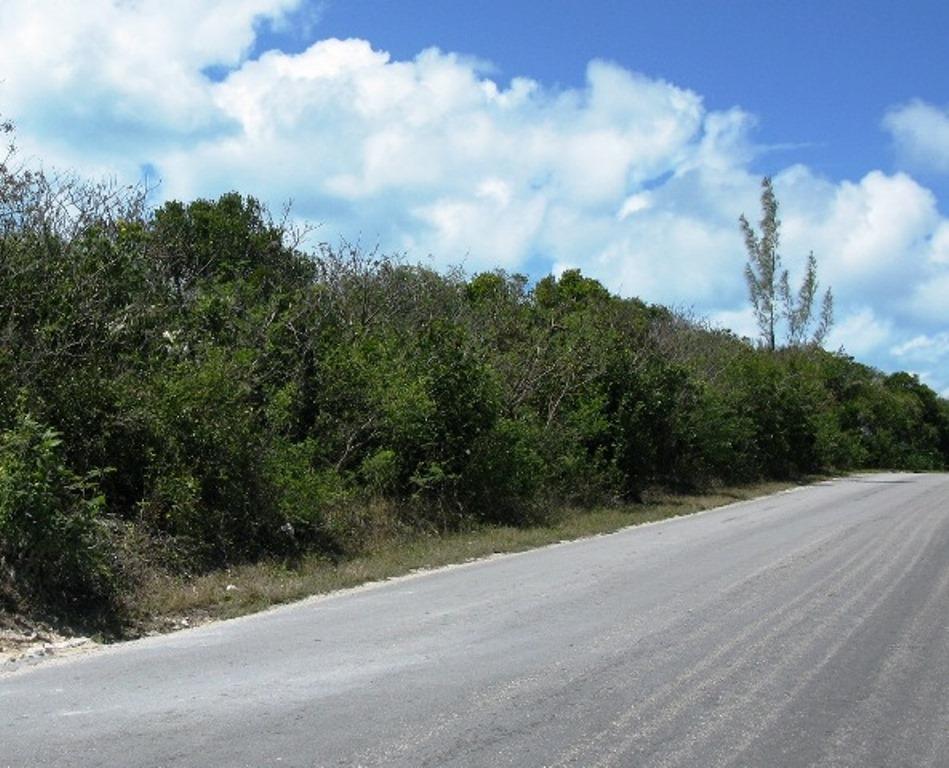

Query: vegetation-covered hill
left=2, top=129, right=947, bottom=627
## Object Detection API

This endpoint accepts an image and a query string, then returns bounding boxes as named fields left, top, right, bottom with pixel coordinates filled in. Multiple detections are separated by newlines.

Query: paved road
left=2, top=473, right=948, bottom=767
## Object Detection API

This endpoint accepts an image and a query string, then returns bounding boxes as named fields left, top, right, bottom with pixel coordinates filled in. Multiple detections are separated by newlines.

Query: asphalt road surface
left=3, top=472, right=948, bottom=767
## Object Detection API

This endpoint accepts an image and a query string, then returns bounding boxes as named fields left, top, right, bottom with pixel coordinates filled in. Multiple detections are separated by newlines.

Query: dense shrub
left=0, top=412, right=118, bottom=611
left=1, top=132, right=946, bottom=618
left=130, top=348, right=280, bottom=563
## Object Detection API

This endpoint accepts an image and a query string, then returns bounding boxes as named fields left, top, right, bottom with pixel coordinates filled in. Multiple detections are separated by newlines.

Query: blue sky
left=1, top=1, right=948, bottom=393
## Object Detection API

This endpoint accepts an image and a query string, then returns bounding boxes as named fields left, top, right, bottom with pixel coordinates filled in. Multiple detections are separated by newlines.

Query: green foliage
left=460, top=417, right=546, bottom=525
left=1, top=127, right=945, bottom=622
left=0, top=412, right=118, bottom=610
left=149, top=192, right=313, bottom=298
left=264, top=438, right=350, bottom=553
left=130, top=348, right=280, bottom=563
left=535, top=268, right=612, bottom=310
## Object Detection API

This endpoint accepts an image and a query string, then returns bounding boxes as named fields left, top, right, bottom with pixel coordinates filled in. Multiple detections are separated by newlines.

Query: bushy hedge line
left=1, top=163, right=947, bottom=617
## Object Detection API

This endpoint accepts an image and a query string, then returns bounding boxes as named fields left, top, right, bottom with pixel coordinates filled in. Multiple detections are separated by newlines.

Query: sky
left=1, top=0, right=948, bottom=394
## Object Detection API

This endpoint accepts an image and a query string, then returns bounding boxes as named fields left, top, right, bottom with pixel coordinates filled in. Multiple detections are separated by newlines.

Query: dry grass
left=128, top=478, right=804, bottom=637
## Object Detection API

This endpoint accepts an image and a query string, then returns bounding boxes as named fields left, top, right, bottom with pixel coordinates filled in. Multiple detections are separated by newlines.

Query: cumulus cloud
left=883, top=100, right=949, bottom=175
left=777, top=168, right=935, bottom=274
left=0, top=1, right=948, bottom=392
left=0, top=0, right=300, bottom=174
left=149, top=37, right=739, bottom=284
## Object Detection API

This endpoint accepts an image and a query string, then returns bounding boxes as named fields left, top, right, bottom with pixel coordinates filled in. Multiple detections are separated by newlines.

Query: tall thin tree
left=740, top=177, right=782, bottom=351
left=740, top=177, right=833, bottom=350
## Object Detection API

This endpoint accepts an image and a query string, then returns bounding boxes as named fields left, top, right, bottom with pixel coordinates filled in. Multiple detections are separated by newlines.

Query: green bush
left=264, top=438, right=351, bottom=553
left=0, top=412, right=118, bottom=610
left=131, top=349, right=280, bottom=564
left=2, top=139, right=947, bottom=623
left=460, top=417, right=547, bottom=525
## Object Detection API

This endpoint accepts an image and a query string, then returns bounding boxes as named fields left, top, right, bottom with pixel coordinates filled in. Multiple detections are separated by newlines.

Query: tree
left=740, top=177, right=781, bottom=351
left=740, top=177, right=833, bottom=350
left=782, top=251, right=834, bottom=347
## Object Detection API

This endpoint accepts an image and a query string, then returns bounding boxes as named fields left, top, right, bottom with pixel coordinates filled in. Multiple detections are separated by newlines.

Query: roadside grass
left=129, top=479, right=803, bottom=637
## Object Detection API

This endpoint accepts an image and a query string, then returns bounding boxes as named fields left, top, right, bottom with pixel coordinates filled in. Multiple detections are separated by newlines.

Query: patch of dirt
left=0, top=614, right=97, bottom=666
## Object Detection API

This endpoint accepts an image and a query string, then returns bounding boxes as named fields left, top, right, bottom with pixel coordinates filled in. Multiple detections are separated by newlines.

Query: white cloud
left=929, top=222, right=949, bottom=265
left=710, top=307, right=758, bottom=341
left=910, top=274, right=949, bottom=323
left=617, top=192, right=653, bottom=219
left=889, top=332, right=949, bottom=397
left=883, top=100, right=949, bottom=174
left=0, top=2, right=948, bottom=393
left=892, top=332, right=949, bottom=362
left=827, top=308, right=893, bottom=358
left=0, top=0, right=300, bottom=178
left=149, top=38, right=720, bottom=276
left=776, top=169, right=941, bottom=295
left=409, top=189, right=548, bottom=267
